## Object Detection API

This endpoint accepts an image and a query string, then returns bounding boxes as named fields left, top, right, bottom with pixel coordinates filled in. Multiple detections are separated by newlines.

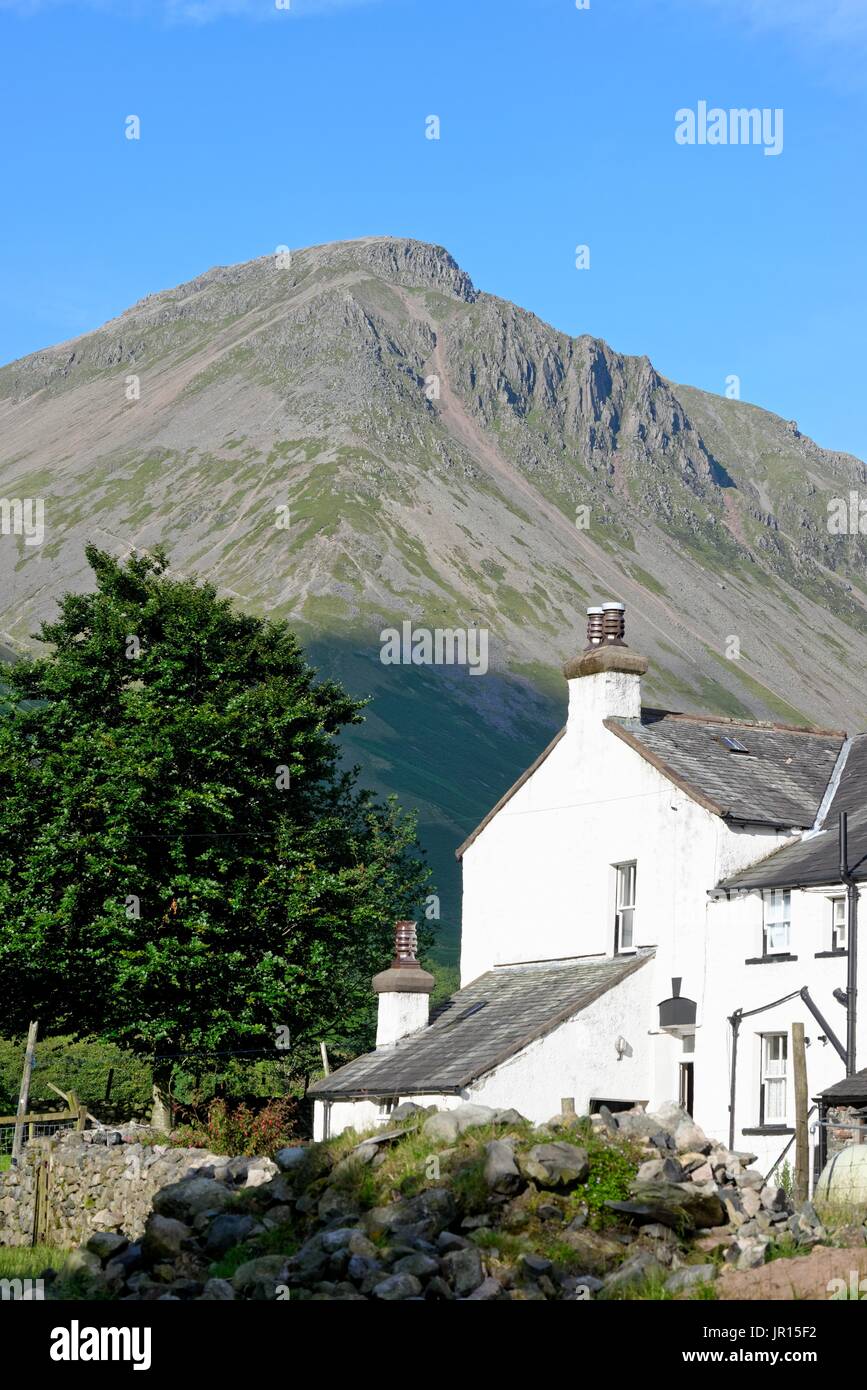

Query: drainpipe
left=840, top=813, right=858, bottom=1077
left=728, top=1009, right=742, bottom=1150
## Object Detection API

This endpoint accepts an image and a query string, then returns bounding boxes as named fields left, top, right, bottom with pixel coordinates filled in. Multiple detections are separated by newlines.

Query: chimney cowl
left=566, top=599, right=648, bottom=682
left=373, top=919, right=435, bottom=996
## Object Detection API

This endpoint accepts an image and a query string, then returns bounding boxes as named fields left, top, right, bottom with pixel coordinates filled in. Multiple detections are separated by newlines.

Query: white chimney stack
left=373, top=920, right=435, bottom=1049
left=563, top=600, right=647, bottom=732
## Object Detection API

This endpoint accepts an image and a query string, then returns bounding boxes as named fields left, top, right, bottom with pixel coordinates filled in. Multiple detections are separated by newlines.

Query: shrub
left=170, top=1096, right=301, bottom=1156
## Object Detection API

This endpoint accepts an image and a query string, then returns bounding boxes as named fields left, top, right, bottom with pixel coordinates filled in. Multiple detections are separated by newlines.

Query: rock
left=740, top=1188, right=762, bottom=1220
left=392, top=1253, right=439, bottom=1279
left=61, top=1248, right=102, bottom=1279
left=204, top=1213, right=258, bottom=1256
left=274, top=1147, right=307, bottom=1173
left=604, top=1251, right=665, bottom=1292
left=607, top=1181, right=726, bottom=1231
left=672, top=1121, right=711, bottom=1155
left=364, top=1188, right=456, bottom=1241
left=86, top=1232, right=128, bottom=1263
left=597, top=1105, right=618, bottom=1134
left=519, top=1253, right=552, bottom=1277
left=231, top=1255, right=289, bottom=1299
left=570, top=1274, right=604, bottom=1296
left=141, top=1214, right=192, bottom=1264
left=467, top=1277, right=503, bottom=1300
left=665, top=1264, right=717, bottom=1294
left=371, top=1273, right=422, bottom=1301
left=286, top=1235, right=331, bottom=1286
left=636, top=1156, right=684, bottom=1184
left=736, top=1236, right=769, bottom=1271
left=152, top=1178, right=233, bottom=1222
left=760, top=1185, right=789, bottom=1214
left=424, top=1275, right=454, bottom=1300
left=441, top=1246, right=484, bottom=1296
left=436, top=1231, right=469, bottom=1253
left=422, top=1103, right=495, bottom=1144
left=560, top=1228, right=624, bottom=1275
left=687, top=1162, right=713, bottom=1185
left=391, top=1102, right=428, bottom=1123
left=517, top=1142, right=589, bottom=1188
left=737, top=1168, right=765, bottom=1191
left=199, top=1277, right=238, bottom=1301
left=422, top=1112, right=461, bottom=1144
left=483, top=1139, right=522, bottom=1195
left=491, top=1108, right=527, bottom=1127
left=615, top=1113, right=662, bottom=1141
left=244, top=1159, right=279, bottom=1187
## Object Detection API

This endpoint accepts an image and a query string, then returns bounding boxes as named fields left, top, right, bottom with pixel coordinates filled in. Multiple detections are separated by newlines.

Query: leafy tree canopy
left=0, top=546, right=430, bottom=1075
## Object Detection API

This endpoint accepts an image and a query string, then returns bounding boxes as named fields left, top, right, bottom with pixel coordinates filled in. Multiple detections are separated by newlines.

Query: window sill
left=744, top=954, right=798, bottom=965
left=742, top=1126, right=795, bottom=1137
left=815, top=949, right=847, bottom=958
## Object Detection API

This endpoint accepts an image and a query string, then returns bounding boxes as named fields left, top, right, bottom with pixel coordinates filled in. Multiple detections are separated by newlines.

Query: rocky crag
left=4, top=237, right=867, bottom=950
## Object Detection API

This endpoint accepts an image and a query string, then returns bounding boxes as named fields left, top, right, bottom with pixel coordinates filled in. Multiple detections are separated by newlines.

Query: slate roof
left=817, top=1068, right=867, bottom=1105
left=721, top=806, right=867, bottom=891
left=604, top=710, right=845, bottom=829
left=308, top=952, right=653, bottom=1099
left=824, top=734, right=867, bottom=822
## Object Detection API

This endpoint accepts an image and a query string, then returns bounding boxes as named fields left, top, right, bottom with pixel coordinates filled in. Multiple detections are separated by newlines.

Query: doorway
left=679, top=1061, right=694, bottom=1116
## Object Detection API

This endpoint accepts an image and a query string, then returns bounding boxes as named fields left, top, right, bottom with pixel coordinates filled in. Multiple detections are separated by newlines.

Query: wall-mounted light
left=615, top=1035, right=633, bottom=1061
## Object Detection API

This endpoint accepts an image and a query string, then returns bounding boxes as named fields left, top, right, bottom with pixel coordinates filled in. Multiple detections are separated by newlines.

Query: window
left=832, top=897, right=847, bottom=951
left=760, top=1033, right=788, bottom=1124
left=614, top=862, right=636, bottom=953
left=763, top=889, right=791, bottom=955
left=721, top=735, right=750, bottom=754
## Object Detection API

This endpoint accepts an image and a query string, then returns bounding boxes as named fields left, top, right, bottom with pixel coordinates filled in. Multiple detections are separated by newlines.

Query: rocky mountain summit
left=3, top=236, right=867, bottom=947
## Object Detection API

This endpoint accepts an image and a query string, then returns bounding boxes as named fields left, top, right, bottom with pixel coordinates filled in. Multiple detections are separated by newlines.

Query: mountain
left=3, top=235, right=867, bottom=961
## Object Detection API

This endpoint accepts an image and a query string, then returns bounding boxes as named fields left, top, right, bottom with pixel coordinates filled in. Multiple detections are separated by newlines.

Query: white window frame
left=762, top=889, right=791, bottom=956
left=831, top=896, right=847, bottom=951
left=760, top=1032, right=788, bottom=1125
left=614, top=861, right=636, bottom=954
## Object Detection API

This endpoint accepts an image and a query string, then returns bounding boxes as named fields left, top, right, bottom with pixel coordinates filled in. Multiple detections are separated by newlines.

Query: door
left=679, top=1061, right=694, bottom=1116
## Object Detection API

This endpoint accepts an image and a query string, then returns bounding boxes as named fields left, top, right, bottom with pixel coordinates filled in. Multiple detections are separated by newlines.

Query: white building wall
left=699, top=883, right=866, bottom=1176
left=313, top=958, right=655, bottom=1139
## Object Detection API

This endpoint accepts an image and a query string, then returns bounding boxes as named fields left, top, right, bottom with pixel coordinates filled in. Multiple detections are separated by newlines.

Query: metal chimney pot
left=585, top=606, right=605, bottom=647
left=601, top=601, right=626, bottom=644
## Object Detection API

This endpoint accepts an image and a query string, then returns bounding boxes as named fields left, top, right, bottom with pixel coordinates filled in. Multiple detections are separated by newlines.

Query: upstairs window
left=832, top=897, right=847, bottom=951
left=763, top=889, right=791, bottom=955
left=760, top=1033, right=788, bottom=1124
left=614, top=861, right=636, bottom=953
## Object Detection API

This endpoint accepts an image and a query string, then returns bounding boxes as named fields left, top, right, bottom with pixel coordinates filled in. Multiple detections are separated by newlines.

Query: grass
left=0, top=1155, right=10, bottom=1172
left=0, top=1245, right=66, bottom=1280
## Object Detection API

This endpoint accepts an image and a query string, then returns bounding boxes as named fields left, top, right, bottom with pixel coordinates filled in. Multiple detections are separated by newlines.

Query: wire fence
left=0, top=1117, right=77, bottom=1156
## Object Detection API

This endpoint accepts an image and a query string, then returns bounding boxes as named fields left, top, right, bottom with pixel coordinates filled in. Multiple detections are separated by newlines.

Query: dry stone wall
left=0, top=1130, right=277, bottom=1249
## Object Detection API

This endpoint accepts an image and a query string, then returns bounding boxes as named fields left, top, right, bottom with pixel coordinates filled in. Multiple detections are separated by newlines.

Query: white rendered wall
left=313, top=962, right=655, bottom=1138
left=698, top=883, right=866, bottom=1176
left=376, top=992, right=430, bottom=1049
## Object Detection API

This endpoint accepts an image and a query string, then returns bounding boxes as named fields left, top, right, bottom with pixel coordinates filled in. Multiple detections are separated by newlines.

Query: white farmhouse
left=310, top=603, right=866, bottom=1179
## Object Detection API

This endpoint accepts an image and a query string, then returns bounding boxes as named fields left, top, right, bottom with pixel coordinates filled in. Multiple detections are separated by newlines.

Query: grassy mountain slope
left=2, top=236, right=866, bottom=959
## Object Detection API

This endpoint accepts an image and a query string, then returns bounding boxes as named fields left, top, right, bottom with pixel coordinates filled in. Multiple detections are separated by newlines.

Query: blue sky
left=2, top=0, right=865, bottom=457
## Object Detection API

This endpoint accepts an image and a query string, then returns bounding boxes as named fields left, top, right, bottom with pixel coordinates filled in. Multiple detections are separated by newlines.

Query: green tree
left=0, top=547, right=430, bottom=1123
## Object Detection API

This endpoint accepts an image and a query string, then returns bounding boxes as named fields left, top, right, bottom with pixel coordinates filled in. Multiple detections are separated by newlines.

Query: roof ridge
left=638, top=707, right=846, bottom=737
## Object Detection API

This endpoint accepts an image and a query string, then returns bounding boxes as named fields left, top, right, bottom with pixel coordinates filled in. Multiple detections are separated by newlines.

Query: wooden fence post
left=11, top=1021, right=38, bottom=1166
left=793, top=1022, right=809, bottom=1205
